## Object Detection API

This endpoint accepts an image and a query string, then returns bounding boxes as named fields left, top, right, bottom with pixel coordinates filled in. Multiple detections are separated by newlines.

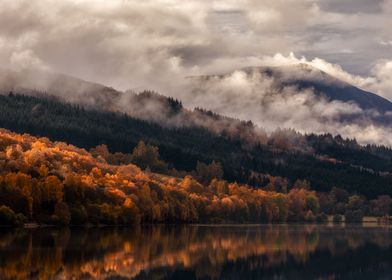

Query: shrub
left=306, top=195, right=320, bottom=213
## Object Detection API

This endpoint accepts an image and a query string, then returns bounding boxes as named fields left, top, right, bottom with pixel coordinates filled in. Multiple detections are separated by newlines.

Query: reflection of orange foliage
left=1, top=225, right=390, bottom=280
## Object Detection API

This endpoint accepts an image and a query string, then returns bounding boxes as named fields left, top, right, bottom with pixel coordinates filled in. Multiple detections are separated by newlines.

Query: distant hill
left=248, top=64, right=392, bottom=113
left=0, top=68, right=267, bottom=145
left=199, top=64, right=392, bottom=113
left=2, top=65, right=392, bottom=140
left=191, top=64, right=392, bottom=125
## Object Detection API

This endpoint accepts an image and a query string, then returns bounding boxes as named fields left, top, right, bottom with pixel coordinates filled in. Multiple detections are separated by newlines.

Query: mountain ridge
left=1, top=65, right=392, bottom=146
left=193, top=63, right=392, bottom=114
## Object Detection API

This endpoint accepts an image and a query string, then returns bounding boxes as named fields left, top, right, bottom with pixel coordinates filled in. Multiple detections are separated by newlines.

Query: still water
left=0, top=224, right=391, bottom=280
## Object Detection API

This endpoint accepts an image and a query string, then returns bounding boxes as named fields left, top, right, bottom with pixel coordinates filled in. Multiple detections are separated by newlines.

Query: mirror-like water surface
left=0, top=225, right=391, bottom=280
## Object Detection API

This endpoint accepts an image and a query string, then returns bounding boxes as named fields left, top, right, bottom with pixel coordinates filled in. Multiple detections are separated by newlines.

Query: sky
left=1, top=0, right=392, bottom=145
left=0, top=0, right=391, bottom=95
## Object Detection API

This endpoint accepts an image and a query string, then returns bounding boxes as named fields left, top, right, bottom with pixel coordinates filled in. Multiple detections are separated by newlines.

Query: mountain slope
left=190, top=64, right=392, bottom=129
left=0, top=93, right=392, bottom=198
left=0, top=68, right=121, bottom=109
left=2, top=66, right=392, bottom=146
left=0, top=68, right=268, bottom=145
left=246, top=64, right=392, bottom=113
left=1, top=68, right=392, bottom=198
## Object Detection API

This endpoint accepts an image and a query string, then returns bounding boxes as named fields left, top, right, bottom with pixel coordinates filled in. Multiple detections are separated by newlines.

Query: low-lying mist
left=182, top=66, right=392, bottom=146
left=1, top=54, right=392, bottom=148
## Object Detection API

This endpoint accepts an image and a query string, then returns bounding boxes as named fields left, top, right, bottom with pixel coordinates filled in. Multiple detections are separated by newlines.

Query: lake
left=0, top=224, right=391, bottom=279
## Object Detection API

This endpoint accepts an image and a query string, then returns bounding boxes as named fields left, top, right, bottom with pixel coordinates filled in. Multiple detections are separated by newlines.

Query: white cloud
left=255, top=53, right=392, bottom=101
left=10, top=49, right=48, bottom=71
left=1, top=0, right=392, bottom=145
left=181, top=62, right=392, bottom=146
left=369, top=60, right=392, bottom=99
left=0, top=0, right=391, bottom=91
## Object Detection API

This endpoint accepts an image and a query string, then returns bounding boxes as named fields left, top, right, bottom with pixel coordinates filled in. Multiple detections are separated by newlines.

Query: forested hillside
left=0, top=129, right=390, bottom=226
left=0, top=128, right=323, bottom=225
left=0, top=93, right=392, bottom=198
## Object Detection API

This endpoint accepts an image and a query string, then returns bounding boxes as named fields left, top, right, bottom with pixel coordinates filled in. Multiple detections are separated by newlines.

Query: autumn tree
left=3, top=172, right=33, bottom=218
left=293, top=179, right=311, bottom=190
left=131, top=141, right=168, bottom=173
left=120, top=198, right=140, bottom=224
left=209, top=179, right=229, bottom=196
left=265, top=176, right=288, bottom=193
left=194, top=160, right=223, bottom=185
left=64, top=174, right=86, bottom=203
left=90, top=144, right=110, bottom=161
left=54, top=202, right=71, bottom=225
left=181, top=176, right=205, bottom=194
left=273, top=193, right=289, bottom=222
left=288, top=188, right=319, bottom=221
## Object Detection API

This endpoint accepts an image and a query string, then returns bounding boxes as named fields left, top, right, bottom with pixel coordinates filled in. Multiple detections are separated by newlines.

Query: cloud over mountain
left=185, top=62, right=392, bottom=146
left=1, top=0, right=392, bottom=145
left=0, top=0, right=391, bottom=93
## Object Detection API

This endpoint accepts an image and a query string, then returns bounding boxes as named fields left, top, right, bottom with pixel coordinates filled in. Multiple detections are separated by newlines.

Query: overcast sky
left=0, top=0, right=391, bottom=97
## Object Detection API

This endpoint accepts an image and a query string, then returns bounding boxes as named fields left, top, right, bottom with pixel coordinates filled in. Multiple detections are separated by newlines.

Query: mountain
left=247, top=64, right=392, bottom=113
left=0, top=68, right=270, bottom=148
left=4, top=64, right=392, bottom=121
left=2, top=65, right=392, bottom=137
left=201, top=63, right=392, bottom=114
left=191, top=64, right=392, bottom=128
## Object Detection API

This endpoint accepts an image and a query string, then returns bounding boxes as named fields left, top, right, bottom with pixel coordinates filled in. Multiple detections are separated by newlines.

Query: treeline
left=92, top=141, right=392, bottom=223
left=90, top=141, right=225, bottom=184
left=0, top=93, right=392, bottom=198
left=319, top=187, right=391, bottom=222
left=0, top=129, right=324, bottom=226
left=0, top=129, right=391, bottom=226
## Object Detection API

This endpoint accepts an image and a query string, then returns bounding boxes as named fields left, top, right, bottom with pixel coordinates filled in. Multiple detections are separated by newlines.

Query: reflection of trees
left=316, top=226, right=392, bottom=257
left=0, top=225, right=391, bottom=279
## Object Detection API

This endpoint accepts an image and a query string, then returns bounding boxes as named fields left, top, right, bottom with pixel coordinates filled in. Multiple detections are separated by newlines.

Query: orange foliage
left=0, top=128, right=320, bottom=225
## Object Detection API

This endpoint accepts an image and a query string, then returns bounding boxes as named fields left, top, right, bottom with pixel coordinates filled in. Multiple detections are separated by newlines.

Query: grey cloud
left=318, top=0, right=384, bottom=14
left=1, top=0, right=390, bottom=88
left=180, top=65, right=392, bottom=146
left=1, top=0, right=392, bottom=145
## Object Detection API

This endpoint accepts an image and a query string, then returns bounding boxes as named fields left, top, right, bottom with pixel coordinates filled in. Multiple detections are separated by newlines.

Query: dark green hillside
left=1, top=93, right=392, bottom=198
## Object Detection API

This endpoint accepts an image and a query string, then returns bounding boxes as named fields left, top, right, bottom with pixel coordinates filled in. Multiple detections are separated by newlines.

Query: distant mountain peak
left=194, top=63, right=392, bottom=115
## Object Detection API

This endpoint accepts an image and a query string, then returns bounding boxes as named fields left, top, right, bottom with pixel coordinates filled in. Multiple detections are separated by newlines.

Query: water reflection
left=0, top=224, right=391, bottom=279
